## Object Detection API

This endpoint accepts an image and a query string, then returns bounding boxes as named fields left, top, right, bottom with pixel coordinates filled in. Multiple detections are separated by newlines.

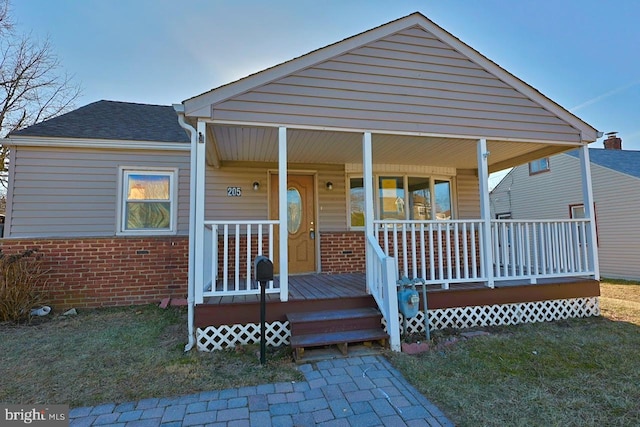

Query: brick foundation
left=0, top=236, right=188, bottom=310
left=320, top=231, right=366, bottom=274
left=319, top=230, right=481, bottom=277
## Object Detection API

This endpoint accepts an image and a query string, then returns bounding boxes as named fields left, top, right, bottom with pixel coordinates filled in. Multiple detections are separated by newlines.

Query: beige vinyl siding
left=490, top=152, right=640, bottom=280
left=204, top=166, right=270, bottom=220
left=455, top=170, right=480, bottom=219
left=204, top=165, right=347, bottom=231
left=317, top=169, right=347, bottom=232
left=212, top=27, right=580, bottom=143
left=8, top=146, right=190, bottom=238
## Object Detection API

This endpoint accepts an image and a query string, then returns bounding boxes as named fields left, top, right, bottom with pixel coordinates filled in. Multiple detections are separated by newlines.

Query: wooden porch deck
left=195, top=273, right=600, bottom=328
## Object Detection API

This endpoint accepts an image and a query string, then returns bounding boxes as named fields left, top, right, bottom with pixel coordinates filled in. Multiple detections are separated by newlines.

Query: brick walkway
left=69, top=355, right=453, bottom=426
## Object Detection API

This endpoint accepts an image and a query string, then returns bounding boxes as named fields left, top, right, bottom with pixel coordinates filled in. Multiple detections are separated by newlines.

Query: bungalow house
left=3, top=12, right=601, bottom=353
left=491, top=133, right=640, bottom=281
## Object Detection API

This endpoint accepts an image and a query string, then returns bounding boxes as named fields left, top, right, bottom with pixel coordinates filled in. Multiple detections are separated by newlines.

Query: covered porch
left=176, top=13, right=602, bottom=352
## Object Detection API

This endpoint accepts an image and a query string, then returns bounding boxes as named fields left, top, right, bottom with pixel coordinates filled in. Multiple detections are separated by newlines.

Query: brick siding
left=0, top=236, right=188, bottom=310
left=320, top=231, right=366, bottom=273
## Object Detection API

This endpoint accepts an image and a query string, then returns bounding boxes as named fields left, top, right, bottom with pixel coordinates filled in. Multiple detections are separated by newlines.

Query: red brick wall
left=319, top=230, right=481, bottom=278
left=320, top=231, right=366, bottom=274
left=0, top=236, right=188, bottom=310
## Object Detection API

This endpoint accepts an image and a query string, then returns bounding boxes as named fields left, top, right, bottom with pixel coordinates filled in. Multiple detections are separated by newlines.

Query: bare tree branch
left=0, top=0, right=81, bottom=192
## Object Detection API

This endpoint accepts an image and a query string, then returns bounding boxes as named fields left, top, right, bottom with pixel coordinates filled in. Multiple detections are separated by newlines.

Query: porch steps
left=286, top=307, right=388, bottom=361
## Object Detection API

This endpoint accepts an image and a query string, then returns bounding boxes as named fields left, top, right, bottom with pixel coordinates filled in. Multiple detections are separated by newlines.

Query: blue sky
left=11, top=0, right=640, bottom=160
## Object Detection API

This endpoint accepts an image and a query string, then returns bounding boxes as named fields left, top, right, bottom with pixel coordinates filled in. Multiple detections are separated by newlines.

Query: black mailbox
left=254, top=256, right=274, bottom=282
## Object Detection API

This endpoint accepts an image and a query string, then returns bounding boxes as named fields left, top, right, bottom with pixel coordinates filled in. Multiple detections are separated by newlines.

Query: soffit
left=210, top=125, right=578, bottom=171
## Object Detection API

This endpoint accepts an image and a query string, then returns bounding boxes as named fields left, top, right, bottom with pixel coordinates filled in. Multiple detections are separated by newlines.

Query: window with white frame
left=529, top=157, right=550, bottom=175
left=119, top=169, right=177, bottom=234
left=348, top=175, right=453, bottom=227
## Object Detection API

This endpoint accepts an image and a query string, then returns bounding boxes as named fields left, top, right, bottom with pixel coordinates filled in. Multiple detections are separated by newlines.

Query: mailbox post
left=254, top=256, right=273, bottom=365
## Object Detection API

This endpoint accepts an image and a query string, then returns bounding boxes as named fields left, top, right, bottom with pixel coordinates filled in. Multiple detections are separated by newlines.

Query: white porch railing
left=203, top=220, right=279, bottom=297
left=375, top=219, right=595, bottom=288
left=366, top=234, right=401, bottom=351
left=375, top=220, right=486, bottom=289
left=491, top=219, right=594, bottom=281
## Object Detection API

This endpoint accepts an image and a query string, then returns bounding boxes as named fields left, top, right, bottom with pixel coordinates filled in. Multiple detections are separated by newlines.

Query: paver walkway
left=69, top=355, right=453, bottom=426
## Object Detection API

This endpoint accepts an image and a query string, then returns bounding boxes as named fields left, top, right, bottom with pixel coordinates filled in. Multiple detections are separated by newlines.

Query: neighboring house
left=491, top=133, right=640, bottom=281
left=4, top=12, right=602, bottom=352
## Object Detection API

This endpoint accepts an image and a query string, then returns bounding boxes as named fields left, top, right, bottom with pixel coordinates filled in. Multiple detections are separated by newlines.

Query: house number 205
left=227, top=187, right=242, bottom=197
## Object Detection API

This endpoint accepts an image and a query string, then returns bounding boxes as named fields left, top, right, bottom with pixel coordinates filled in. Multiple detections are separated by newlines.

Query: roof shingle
left=10, top=100, right=189, bottom=143
left=567, top=148, right=640, bottom=180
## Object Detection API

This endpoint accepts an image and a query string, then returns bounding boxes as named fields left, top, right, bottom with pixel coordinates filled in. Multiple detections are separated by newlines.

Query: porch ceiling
left=210, top=125, right=580, bottom=172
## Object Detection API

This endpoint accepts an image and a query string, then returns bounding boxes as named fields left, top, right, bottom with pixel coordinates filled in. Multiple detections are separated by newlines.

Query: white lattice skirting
left=196, top=297, right=600, bottom=351
left=385, top=297, right=600, bottom=335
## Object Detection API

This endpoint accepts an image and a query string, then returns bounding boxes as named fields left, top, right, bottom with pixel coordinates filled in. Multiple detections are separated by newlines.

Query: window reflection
left=287, top=188, right=302, bottom=234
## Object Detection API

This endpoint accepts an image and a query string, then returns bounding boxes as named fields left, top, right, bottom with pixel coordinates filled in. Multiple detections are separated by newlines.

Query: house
left=3, top=12, right=601, bottom=353
left=491, top=132, right=640, bottom=281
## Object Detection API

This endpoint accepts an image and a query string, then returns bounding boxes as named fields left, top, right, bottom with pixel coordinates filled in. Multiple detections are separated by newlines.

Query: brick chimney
left=603, top=132, right=622, bottom=150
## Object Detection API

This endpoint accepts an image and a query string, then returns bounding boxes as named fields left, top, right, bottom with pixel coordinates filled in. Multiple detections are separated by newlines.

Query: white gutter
left=174, top=103, right=197, bottom=352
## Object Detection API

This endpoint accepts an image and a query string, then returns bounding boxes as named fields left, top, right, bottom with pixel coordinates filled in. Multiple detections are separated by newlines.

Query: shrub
left=0, top=249, right=49, bottom=322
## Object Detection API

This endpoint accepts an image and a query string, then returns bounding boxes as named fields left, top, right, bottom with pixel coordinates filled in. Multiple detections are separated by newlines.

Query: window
left=529, top=158, right=550, bottom=175
left=349, top=178, right=365, bottom=227
left=348, top=174, right=453, bottom=227
left=569, top=204, right=585, bottom=219
left=119, top=169, right=177, bottom=234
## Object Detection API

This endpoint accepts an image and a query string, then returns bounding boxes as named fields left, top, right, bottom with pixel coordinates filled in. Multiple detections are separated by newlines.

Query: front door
left=270, top=174, right=316, bottom=274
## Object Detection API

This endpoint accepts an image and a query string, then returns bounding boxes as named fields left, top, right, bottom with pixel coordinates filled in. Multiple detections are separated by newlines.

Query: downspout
left=174, top=104, right=197, bottom=352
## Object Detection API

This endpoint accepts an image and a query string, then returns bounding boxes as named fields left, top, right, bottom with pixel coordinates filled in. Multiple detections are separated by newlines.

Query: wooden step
left=286, top=307, right=382, bottom=335
left=287, top=307, right=388, bottom=361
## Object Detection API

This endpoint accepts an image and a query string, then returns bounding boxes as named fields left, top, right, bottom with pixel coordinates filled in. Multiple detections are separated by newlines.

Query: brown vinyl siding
left=212, top=27, right=580, bottom=143
left=7, top=146, right=190, bottom=238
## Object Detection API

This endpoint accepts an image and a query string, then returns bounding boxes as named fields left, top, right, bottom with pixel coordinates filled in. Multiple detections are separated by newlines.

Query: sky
left=9, top=0, right=640, bottom=185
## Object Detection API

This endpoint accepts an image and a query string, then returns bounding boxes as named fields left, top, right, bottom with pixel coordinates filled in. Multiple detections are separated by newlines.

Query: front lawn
left=388, top=280, right=640, bottom=426
left=0, top=305, right=303, bottom=407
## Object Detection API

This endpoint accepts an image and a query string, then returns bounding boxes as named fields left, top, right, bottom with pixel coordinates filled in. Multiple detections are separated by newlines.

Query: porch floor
left=205, top=273, right=598, bottom=304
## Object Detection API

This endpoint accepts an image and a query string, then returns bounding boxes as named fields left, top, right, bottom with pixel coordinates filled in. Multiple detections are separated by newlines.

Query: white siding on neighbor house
left=490, top=152, right=640, bottom=280
left=490, top=154, right=584, bottom=220
left=8, top=146, right=190, bottom=238
left=211, top=27, right=581, bottom=143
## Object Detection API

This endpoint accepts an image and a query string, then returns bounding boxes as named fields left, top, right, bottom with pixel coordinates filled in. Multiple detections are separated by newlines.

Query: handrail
left=366, top=234, right=400, bottom=352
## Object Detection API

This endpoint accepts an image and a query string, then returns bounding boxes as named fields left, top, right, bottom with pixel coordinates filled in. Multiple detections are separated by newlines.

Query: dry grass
left=388, top=280, right=640, bottom=427
left=0, top=305, right=303, bottom=407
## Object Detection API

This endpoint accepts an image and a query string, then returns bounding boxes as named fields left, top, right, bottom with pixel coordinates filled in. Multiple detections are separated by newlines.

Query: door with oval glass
left=270, top=174, right=316, bottom=274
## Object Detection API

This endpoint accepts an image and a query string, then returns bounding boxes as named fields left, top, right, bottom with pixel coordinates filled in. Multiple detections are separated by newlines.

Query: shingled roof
left=10, top=100, right=190, bottom=143
left=567, top=148, right=640, bottom=180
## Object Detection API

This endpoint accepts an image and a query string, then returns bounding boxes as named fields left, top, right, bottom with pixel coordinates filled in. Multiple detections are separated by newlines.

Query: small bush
left=0, top=249, right=48, bottom=322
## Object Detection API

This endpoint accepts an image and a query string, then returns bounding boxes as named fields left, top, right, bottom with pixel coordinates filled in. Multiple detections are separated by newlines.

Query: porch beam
left=202, top=118, right=585, bottom=147
left=579, top=145, right=600, bottom=280
left=278, top=127, right=289, bottom=302
left=362, top=132, right=374, bottom=293
left=477, top=138, right=495, bottom=288
left=205, top=126, right=222, bottom=168
left=194, top=121, right=208, bottom=304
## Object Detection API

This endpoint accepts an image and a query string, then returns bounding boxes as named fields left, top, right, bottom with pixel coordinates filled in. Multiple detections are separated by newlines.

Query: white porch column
left=579, top=145, right=600, bottom=280
left=278, top=127, right=289, bottom=302
left=477, top=139, right=495, bottom=288
left=194, top=121, right=208, bottom=304
left=362, top=132, right=374, bottom=293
